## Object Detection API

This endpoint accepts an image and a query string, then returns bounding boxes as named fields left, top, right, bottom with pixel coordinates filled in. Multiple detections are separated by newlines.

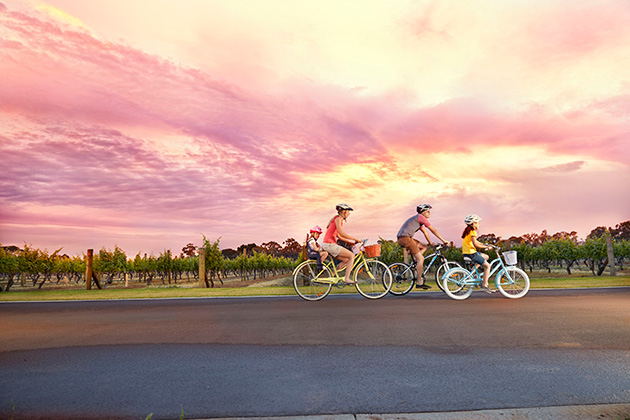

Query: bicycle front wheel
left=496, top=267, right=530, bottom=299
left=435, top=260, right=461, bottom=292
left=293, top=261, right=333, bottom=301
left=388, top=262, right=415, bottom=295
left=442, top=267, right=473, bottom=300
left=354, top=259, right=392, bottom=299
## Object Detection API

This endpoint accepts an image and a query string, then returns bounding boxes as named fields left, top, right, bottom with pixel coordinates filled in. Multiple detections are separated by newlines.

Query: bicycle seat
left=463, top=256, right=475, bottom=270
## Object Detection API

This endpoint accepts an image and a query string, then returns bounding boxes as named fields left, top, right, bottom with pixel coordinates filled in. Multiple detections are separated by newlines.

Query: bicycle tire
left=354, top=259, right=392, bottom=299
left=293, top=261, right=333, bottom=301
left=387, top=262, right=415, bottom=295
left=495, top=266, right=530, bottom=299
left=442, top=267, right=473, bottom=300
left=435, top=260, right=461, bottom=292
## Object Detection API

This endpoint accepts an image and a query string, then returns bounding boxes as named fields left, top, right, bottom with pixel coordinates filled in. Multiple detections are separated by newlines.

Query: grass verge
left=0, top=276, right=628, bottom=302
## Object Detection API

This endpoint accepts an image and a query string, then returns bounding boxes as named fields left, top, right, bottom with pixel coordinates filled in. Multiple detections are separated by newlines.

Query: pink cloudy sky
left=1, top=0, right=629, bottom=256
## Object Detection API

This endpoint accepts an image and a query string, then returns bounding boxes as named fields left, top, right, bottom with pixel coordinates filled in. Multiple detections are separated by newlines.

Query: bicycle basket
left=503, top=251, right=517, bottom=266
left=364, top=244, right=381, bottom=257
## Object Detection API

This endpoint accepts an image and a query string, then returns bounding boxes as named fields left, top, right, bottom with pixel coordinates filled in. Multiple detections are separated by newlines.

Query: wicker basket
left=503, top=251, right=517, bottom=266
left=364, top=244, right=381, bottom=257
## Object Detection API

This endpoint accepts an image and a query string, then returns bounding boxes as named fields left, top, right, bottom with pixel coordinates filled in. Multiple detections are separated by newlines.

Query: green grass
left=0, top=276, right=628, bottom=302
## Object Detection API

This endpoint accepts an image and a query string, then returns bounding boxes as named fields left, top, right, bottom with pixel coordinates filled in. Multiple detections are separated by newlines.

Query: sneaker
left=416, top=283, right=432, bottom=290
left=480, top=286, right=495, bottom=294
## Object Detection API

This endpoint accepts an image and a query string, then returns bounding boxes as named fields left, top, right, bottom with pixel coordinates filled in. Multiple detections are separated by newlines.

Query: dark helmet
left=336, top=203, right=353, bottom=212
left=417, top=204, right=432, bottom=214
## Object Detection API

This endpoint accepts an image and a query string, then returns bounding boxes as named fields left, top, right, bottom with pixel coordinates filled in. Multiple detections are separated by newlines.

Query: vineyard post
left=85, top=249, right=102, bottom=290
left=199, top=247, right=206, bottom=288
left=606, top=235, right=616, bottom=276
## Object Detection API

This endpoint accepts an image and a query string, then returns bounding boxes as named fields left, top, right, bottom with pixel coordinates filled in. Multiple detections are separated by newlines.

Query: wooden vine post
left=606, top=235, right=616, bottom=276
left=198, top=247, right=208, bottom=288
left=85, top=249, right=102, bottom=290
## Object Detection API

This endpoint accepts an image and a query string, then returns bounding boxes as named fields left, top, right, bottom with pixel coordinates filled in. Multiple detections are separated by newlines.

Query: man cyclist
left=396, top=204, right=449, bottom=289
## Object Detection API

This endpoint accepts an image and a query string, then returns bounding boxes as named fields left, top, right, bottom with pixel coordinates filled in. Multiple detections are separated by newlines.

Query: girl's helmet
left=336, top=203, right=353, bottom=211
left=464, top=214, right=482, bottom=225
left=310, top=225, right=323, bottom=233
left=417, top=204, right=432, bottom=214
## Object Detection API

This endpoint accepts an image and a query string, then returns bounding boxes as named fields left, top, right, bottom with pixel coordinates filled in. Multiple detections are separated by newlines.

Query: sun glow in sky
left=1, top=0, right=629, bottom=256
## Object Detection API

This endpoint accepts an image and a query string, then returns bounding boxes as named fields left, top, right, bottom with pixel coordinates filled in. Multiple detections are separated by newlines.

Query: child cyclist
left=321, top=204, right=363, bottom=285
left=306, top=226, right=328, bottom=271
left=396, top=204, right=449, bottom=289
left=462, top=214, right=495, bottom=293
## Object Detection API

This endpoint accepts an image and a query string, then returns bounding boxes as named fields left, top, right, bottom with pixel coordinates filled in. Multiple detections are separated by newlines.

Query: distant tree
left=261, top=241, right=282, bottom=256
left=237, top=243, right=261, bottom=255
left=610, top=221, right=630, bottom=240
left=221, top=248, right=239, bottom=259
left=587, top=226, right=609, bottom=240
left=478, top=233, right=501, bottom=244
left=181, top=243, right=197, bottom=258
left=281, top=238, right=302, bottom=259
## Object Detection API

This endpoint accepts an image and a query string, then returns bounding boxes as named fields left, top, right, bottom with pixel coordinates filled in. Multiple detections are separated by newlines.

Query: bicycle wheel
left=293, top=261, right=333, bottom=301
left=354, top=259, right=392, bottom=299
left=387, top=262, right=415, bottom=295
left=435, top=260, right=461, bottom=292
left=496, top=266, right=530, bottom=299
left=442, top=267, right=473, bottom=300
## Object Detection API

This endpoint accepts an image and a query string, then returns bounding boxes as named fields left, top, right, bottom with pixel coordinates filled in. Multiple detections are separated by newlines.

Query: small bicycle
left=441, top=245, right=530, bottom=300
left=387, top=244, right=461, bottom=295
left=293, top=240, right=393, bottom=301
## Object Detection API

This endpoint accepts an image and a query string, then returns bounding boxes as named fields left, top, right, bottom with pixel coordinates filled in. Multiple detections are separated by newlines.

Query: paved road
left=1, top=288, right=629, bottom=419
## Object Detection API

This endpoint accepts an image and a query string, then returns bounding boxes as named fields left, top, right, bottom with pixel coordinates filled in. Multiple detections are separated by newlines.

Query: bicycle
left=441, top=245, right=530, bottom=300
left=387, top=244, right=461, bottom=295
left=293, top=240, right=393, bottom=301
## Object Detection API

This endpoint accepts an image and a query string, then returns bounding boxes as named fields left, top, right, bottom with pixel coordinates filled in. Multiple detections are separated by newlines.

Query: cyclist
left=462, top=214, right=495, bottom=293
left=396, top=204, right=449, bottom=289
left=321, top=204, right=362, bottom=285
left=306, top=225, right=328, bottom=271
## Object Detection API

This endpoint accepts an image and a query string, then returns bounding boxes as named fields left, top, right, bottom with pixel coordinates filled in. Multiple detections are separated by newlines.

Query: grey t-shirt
left=397, top=214, right=431, bottom=238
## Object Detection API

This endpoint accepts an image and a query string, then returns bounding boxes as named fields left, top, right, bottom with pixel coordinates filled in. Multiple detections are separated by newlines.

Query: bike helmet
left=464, top=214, right=482, bottom=225
left=417, top=204, right=432, bottom=214
left=310, top=225, right=322, bottom=233
left=335, top=203, right=353, bottom=211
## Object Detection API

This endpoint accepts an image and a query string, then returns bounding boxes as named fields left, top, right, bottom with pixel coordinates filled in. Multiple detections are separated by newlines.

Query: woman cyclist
left=321, top=204, right=362, bottom=285
left=462, top=214, right=495, bottom=293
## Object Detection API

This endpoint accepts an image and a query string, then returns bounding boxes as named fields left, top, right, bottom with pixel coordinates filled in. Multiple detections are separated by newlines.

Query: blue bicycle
left=441, top=245, right=530, bottom=300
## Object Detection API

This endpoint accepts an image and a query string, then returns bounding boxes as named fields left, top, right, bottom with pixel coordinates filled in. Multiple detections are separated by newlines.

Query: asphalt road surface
left=1, top=288, right=629, bottom=419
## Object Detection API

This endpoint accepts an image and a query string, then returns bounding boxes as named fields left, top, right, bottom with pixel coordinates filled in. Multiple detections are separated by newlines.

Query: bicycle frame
left=450, top=253, right=513, bottom=286
left=398, top=249, right=443, bottom=279
left=310, top=250, right=376, bottom=284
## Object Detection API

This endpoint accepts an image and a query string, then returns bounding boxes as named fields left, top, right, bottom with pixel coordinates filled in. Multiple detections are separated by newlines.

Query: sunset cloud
left=1, top=0, right=629, bottom=255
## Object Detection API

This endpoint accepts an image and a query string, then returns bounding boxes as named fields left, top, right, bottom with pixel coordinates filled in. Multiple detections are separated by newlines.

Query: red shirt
left=323, top=216, right=341, bottom=244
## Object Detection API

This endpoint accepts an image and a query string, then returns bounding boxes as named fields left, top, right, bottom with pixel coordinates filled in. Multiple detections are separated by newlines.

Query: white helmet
left=464, top=214, right=482, bottom=225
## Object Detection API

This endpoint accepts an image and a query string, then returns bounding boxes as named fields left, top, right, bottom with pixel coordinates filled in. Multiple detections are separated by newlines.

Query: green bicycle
left=293, top=241, right=393, bottom=301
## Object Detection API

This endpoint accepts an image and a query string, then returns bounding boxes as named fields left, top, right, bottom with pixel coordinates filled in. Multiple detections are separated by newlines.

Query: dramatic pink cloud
left=1, top=0, right=629, bottom=256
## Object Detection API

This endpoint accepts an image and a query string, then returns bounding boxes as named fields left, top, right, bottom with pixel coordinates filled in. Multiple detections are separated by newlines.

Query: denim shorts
left=464, top=252, right=486, bottom=266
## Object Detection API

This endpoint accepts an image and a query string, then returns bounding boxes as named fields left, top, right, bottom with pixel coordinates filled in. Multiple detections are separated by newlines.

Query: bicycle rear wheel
left=435, top=260, right=461, bottom=292
left=442, top=267, right=473, bottom=300
left=354, top=259, right=392, bottom=299
left=293, top=261, right=333, bottom=301
left=387, top=262, right=415, bottom=295
left=496, top=267, right=530, bottom=299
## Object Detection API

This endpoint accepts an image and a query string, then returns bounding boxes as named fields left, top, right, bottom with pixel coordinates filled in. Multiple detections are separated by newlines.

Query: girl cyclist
left=306, top=225, right=328, bottom=271
left=321, top=204, right=362, bottom=285
left=462, top=214, right=495, bottom=293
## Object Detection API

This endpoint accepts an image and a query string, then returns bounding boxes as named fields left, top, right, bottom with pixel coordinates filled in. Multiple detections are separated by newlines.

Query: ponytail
left=462, top=224, right=475, bottom=239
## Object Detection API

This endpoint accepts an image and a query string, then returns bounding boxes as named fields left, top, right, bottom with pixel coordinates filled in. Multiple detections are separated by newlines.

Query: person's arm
left=335, top=217, right=359, bottom=244
left=418, top=226, right=433, bottom=245
left=472, top=236, right=488, bottom=250
left=427, top=225, right=449, bottom=245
